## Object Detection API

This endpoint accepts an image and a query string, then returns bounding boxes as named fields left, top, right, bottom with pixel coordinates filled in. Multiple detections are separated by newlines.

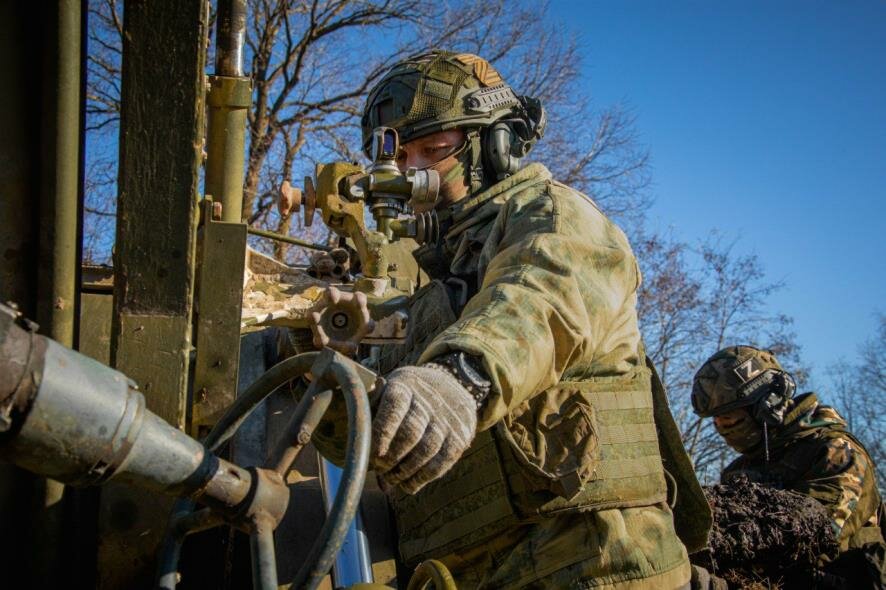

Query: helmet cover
left=691, top=346, right=784, bottom=417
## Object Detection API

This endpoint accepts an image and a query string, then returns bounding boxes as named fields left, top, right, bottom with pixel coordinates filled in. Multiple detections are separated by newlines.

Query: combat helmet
left=691, top=346, right=796, bottom=425
left=361, top=50, right=546, bottom=189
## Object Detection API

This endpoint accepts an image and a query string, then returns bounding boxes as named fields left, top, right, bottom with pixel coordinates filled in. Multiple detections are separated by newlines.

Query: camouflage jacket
left=409, top=162, right=647, bottom=430
left=369, top=163, right=708, bottom=586
left=722, top=392, right=884, bottom=552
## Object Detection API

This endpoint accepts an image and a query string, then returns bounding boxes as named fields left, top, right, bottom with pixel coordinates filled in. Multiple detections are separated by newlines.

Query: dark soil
left=691, top=475, right=839, bottom=589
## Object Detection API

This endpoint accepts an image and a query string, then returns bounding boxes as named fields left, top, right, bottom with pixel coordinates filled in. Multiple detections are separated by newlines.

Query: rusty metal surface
left=214, top=0, right=246, bottom=77
left=309, top=286, right=375, bottom=355
left=0, top=3, right=86, bottom=585
left=250, top=514, right=279, bottom=589
left=0, top=304, right=44, bottom=422
left=290, top=350, right=372, bottom=590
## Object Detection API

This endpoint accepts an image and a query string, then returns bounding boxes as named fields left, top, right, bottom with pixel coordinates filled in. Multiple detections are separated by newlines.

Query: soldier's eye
left=425, top=144, right=453, bottom=159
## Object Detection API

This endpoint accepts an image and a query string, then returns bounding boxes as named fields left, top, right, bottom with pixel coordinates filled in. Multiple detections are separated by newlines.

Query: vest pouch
left=497, top=385, right=600, bottom=502
left=498, top=368, right=669, bottom=518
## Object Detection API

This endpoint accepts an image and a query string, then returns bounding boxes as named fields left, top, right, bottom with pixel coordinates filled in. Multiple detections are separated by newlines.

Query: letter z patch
left=733, top=357, right=765, bottom=384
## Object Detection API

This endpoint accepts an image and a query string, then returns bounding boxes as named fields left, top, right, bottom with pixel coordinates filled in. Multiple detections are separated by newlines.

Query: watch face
left=457, top=352, right=491, bottom=388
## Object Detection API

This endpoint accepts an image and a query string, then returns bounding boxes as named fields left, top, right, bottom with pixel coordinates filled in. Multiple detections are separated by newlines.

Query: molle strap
left=500, top=372, right=668, bottom=517
left=392, top=430, right=519, bottom=563
left=392, top=369, right=669, bottom=565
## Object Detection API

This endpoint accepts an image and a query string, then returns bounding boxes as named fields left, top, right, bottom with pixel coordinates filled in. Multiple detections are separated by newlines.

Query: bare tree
left=83, top=0, right=654, bottom=263
left=83, top=0, right=123, bottom=263
left=826, top=315, right=886, bottom=489
left=636, top=231, right=804, bottom=483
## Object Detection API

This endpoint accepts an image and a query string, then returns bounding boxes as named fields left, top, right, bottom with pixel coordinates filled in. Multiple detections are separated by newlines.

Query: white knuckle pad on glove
left=372, top=364, right=478, bottom=494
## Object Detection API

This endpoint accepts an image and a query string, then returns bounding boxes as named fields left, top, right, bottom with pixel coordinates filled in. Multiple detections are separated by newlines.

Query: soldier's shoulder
left=809, top=433, right=864, bottom=477
left=498, top=167, right=634, bottom=256
left=503, top=169, right=601, bottom=217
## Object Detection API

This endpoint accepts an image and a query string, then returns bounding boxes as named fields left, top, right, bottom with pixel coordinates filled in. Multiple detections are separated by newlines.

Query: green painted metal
left=191, top=199, right=248, bottom=434
left=0, top=1, right=87, bottom=587
left=37, top=0, right=81, bottom=349
left=205, top=75, right=252, bottom=223
left=101, top=0, right=210, bottom=586
left=206, top=0, right=249, bottom=223
left=79, top=293, right=112, bottom=368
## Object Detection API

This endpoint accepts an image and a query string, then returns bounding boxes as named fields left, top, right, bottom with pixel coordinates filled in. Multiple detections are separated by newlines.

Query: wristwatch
left=428, top=351, right=492, bottom=409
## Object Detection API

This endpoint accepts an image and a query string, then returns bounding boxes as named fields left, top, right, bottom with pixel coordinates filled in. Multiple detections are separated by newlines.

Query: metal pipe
left=39, top=0, right=81, bottom=347
left=250, top=517, right=279, bottom=590
left=205, top=0, right=250, bottom=222
left=247, top=226, right=332, bottom=252
left=319, top=458, right=374, bottom=586
left=405, top=560, right=458, bottom=590
left=203, top=352, right=320, bottom=452
left=270, top=379, right=334, bottom=475
left=215, top=0, right=246, bottom=77
left=156, top=501, right=226, bottom=590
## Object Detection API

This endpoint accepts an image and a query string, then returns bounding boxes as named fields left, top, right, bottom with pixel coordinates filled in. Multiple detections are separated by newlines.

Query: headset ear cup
left=754, top=371, right=795, bottom=426
left=781, top=372, right=796, bottom=400
left=483, top=122, right=521, bottom=181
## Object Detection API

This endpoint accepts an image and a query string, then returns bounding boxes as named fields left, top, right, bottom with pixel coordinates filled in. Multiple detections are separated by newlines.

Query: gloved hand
left=372, top=364, right=478, bottom=494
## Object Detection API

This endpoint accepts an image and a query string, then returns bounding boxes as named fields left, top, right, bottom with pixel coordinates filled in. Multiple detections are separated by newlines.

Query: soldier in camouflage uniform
left=692, top=346, right=886, bottom=588
left=320, top=50, right=713, bottom=589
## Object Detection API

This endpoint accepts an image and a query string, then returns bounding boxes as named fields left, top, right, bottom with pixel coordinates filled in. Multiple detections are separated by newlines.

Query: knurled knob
left=309, top=286, right=375, bottom=356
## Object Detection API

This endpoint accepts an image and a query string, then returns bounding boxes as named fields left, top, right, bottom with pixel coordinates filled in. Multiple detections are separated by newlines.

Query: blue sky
left=549, top=1, right=886, bottom=383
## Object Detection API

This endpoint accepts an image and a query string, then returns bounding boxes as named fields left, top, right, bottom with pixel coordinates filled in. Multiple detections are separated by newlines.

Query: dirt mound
left=692, top=475, right=839, bottom=588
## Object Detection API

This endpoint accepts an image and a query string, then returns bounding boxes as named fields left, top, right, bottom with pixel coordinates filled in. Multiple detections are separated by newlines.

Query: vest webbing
left=392, top=368, right=668, bottom=564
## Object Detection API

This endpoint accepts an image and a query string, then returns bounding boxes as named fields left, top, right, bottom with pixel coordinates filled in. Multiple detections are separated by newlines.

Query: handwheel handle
left=155, top=349, right=374, bottom=590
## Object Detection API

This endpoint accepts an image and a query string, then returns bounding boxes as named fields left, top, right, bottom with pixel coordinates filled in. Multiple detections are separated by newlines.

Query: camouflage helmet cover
left=691, top=346, right=784, bottom=417
left=361, top=50, right=522, bottom=154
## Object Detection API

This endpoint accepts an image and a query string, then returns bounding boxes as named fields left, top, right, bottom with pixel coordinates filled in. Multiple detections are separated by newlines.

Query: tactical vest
left=378, top=280, right=672, bottom=564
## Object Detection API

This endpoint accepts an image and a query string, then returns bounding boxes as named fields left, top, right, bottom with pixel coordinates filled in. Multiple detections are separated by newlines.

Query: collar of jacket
left=441, top=163, right=553, bottom=241
left=766, top=392, right=848, bottom=447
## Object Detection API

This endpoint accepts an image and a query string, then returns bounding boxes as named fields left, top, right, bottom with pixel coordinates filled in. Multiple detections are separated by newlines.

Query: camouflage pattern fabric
left=418, top=163, right=648, bottom=428
left=721, top=392, right=883, bottom=552
left=437, top=503, right=690, bottom=590
left=311, top=163, right=698, bottom=588
left=691, top=345, right=784, bottom=417
left=394, top=164, right=692, bottom=588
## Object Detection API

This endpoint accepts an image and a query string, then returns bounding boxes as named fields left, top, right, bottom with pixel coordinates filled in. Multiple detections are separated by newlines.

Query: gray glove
left=372, top=364, right=478, bottom=494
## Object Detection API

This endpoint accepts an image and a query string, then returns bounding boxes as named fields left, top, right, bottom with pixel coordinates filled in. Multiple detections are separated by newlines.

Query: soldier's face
left=713, top=409, right=746, bottom=430
left=397, top=129, right=469, bottom=210
left=713, top=408, right=763, bottom=453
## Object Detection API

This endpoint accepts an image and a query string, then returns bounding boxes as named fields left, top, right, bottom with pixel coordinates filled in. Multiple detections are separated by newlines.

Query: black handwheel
left=155, top=348, right=374, bottom=590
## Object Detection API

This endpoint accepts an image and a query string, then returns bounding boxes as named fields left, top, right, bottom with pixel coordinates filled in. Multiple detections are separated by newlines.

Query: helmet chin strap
left=466, top=129, right=485, bottom=193
left=763, top=422, right=770, bottom=464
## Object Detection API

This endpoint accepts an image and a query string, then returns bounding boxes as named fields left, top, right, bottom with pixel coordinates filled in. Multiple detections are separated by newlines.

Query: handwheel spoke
left=269, top=376, right=333, bottom=476
left=250, top=517, right=279, bottom=590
